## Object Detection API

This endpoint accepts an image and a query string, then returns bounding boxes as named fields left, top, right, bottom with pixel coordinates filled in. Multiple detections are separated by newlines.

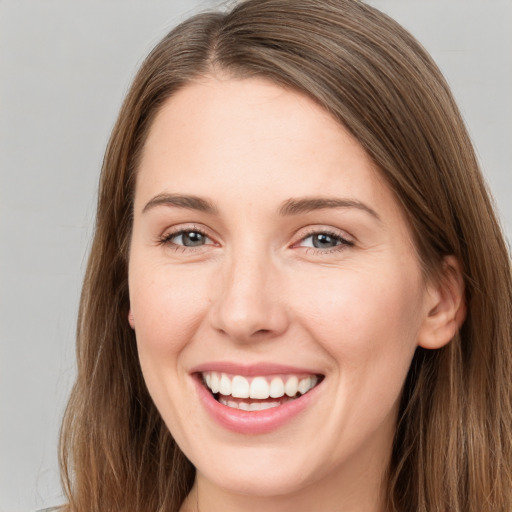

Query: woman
left=59, top=0, right=512, bottom=511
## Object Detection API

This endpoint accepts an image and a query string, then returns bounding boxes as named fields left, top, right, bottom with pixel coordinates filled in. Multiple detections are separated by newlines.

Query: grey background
left=1, top=1, right=510, bottom=511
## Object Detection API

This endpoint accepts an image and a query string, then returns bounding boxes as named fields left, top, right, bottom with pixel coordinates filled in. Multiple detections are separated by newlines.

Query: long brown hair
left=59, top=1, right=512, bottom=510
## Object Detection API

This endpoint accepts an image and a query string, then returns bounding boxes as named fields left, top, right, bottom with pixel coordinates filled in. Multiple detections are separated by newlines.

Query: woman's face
left=128, top=76, right=433, bottom=503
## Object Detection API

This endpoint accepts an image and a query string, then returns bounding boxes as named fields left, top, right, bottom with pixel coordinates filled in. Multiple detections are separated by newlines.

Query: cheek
left=128, top=263, right=211, bottom=435
left=129, top=263, right=211, bottom=357
left=294, top=263, right=424, bottom=375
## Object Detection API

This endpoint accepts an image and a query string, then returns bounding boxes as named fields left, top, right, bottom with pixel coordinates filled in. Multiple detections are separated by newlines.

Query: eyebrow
left=279, top=197, right=381, bottom=221
left=142, top=193, right=218, bottom=214
left=142, top=193, right=380, bottom=221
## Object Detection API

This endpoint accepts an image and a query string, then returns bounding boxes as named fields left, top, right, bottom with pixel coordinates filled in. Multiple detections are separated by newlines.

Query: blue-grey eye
left=172, top=231, right=210, bottom=247
left=311, top=233, right=340, bottom=249
left=298, top=231, right=351, bottom=250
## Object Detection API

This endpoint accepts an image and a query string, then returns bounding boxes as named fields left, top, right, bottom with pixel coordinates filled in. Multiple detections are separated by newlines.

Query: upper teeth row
left=202, top=372, right=318, bottom=399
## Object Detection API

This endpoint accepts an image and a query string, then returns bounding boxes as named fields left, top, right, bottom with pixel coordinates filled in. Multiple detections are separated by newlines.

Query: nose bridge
left=209, top=240, right=288, bottom=341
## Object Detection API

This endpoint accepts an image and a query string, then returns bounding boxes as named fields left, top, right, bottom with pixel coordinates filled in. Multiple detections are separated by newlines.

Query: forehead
left=139, top=76, right=358, bottom=179
left=135, top=75, right=403, bottom=226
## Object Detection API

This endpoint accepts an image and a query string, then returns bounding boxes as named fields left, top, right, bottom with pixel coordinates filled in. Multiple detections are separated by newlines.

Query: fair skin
left=128, top=76, right=464, bottom=512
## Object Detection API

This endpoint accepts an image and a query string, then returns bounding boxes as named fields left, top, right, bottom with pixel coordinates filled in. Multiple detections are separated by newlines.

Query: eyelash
left=157, top=225, right=213, bottom=251
left=295, top=228, right=354, bottom=254
left=157, top=227, right=354, bottom=254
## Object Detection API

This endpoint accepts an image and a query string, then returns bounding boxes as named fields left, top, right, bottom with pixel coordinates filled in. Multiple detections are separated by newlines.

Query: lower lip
left=193, top=375, right=321, bottom=435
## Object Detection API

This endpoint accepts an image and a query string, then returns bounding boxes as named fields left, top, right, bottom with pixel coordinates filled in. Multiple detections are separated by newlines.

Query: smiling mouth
left=200, top=371, right=323, bottom=411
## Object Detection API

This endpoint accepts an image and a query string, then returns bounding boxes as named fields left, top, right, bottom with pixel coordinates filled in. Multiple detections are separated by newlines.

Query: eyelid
left=156, top=223, right=354, bottom=252
left=157, top=223, right=219, bottom=248
left=290, top=226, right=355, bottom=254
left=292, top=225, right=354, bottom=245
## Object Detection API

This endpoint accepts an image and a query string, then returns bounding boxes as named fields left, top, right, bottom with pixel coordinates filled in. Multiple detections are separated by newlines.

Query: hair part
left=60, top=1, right=512, bottom=511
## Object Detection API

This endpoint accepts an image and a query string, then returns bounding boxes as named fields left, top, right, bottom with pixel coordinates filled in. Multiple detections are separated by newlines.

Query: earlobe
left=417, top=256, right=466, bottom=350
left=128, top=310, right=135, bottom=329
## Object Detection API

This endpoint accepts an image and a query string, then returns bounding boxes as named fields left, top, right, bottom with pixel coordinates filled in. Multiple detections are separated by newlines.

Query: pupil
left=313, top=233, right=337, bottom=249
left=183, top=232, right=204, bottom=246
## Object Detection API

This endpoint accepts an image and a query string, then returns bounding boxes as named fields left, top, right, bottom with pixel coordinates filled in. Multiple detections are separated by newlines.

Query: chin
left=199, top=461, right=319, bottom=498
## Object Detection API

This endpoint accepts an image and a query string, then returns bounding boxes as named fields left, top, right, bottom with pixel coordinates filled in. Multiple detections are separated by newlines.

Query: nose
left=208, top=250, right=290, bottom=342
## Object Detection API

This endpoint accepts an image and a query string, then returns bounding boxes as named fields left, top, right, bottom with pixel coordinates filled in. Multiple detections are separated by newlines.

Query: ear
left=128, top=309, right=135, bottom=329
left=417, top=256, right=466, bottom=350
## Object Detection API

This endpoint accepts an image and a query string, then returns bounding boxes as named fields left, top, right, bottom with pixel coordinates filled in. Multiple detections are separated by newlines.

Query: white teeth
left=219, top=373, right=231, bottom=396
left=202, top=371, right=319, bottom=403
left=285, top=375, right=299, bottom=397
left=259, top=401, right=280, bottom=410
left=250, top=377, right=270, bottom=399
left=249, top=401, right=280, bottom=411
left=210, top=372, right=220, bottom=393
left=218, top=396, right=281, bottom=410
left=269, top=377, right=285, bottom=398
left=298, top=377, right=312, bottom=395
left=231, top=375, right=250, bottom=398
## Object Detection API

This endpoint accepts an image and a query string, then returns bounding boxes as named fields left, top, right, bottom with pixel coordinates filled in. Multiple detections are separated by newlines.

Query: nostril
left=215, top=327, right=273, bottom=339
left=254, top=329, right=271, bottom=336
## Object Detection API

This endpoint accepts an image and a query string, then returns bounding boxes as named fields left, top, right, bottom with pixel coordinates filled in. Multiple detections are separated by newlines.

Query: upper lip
left=190, top=361, right=323, bottom=377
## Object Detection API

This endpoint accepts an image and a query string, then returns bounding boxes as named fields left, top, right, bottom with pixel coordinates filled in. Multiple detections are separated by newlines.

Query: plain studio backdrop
left=0, top=1, right=511, bottom=510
